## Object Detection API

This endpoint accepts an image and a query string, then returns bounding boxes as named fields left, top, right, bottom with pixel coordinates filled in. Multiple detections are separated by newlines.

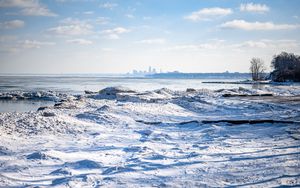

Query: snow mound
left=50, top=168, right=72, bottom=175
left=0, top=112, right=86, bottom=136
left=96, top=105, right=110, bottom=112
left=102, top=166, right=136, bottom=175
left=89, top=86, right=136, bottom=100
left=0, top=146, right=11, bottom=155
left=154, top=87, right=176, bottom=96
left=51, top=174, right=104, bottom=187
left=99, top=86, right=136, bottom=94
left=87, top=87, right=178, bottom=102
left=51, top=174, right=86, bottom=186
left=64, top=159, right=102, bottom=169
left=26, top=151, right=59, bottom=160
left=117, top=91, right=174, bottom=102
left=0, top=91, right=67, bottom=101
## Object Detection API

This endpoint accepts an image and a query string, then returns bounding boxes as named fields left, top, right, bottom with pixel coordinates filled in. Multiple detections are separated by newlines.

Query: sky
left=0, top=0, right=300, bottom=74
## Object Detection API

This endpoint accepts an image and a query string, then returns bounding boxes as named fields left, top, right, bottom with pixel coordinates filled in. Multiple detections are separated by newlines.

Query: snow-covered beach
left=1, top=0, right=300, bottom=186
left=0, top=84, right=300, bottom=187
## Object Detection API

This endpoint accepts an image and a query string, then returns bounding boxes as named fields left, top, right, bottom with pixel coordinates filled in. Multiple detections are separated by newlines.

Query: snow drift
left=0, top=86, right=300, bottom=187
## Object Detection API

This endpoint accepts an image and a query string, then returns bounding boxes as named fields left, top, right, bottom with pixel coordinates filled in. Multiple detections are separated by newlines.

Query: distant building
left=129, top=66, right=159, bottom=77
left=152, top=68, right=156, bottom=74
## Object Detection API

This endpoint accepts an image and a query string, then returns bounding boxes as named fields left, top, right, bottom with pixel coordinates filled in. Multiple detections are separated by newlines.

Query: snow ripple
left=0, top=86, right=300, bottom=187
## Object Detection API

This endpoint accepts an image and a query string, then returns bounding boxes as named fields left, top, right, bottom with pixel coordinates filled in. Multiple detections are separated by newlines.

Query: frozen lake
left=0, top=75, right=259, bottom=94
left=0, top=75, right=263, bottom=113
left=0, top=76, right=300, bottom=187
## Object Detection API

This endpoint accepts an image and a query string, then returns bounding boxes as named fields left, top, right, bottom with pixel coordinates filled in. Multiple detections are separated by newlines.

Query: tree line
left=250, top=52, right=300, bottom=82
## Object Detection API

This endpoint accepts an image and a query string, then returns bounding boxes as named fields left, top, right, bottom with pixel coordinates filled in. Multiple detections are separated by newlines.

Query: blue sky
left=0, top=0, right=299, bottom=74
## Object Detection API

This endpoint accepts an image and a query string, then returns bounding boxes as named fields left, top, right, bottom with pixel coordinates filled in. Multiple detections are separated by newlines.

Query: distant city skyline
left=128, top=66, right=159, bottom=76
left=0, top=0, right=300, bottom=74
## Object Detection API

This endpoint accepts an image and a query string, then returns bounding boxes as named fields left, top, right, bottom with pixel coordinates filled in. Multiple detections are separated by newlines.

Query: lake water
left=0, top=75, right=262, bottom=113
left=0, top=100, right=55, bottom=113
left=0, top=75, right=257, bottom=94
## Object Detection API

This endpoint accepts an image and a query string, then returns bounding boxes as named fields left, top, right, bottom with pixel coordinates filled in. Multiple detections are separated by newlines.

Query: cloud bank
left=0, top=20, right=24, bottom=29
left=221, top=20, right=300, bottom=30
left=240, top=3, right=269, bottom=13
left=0, top=0, right=57, bottom=16
left=185, top=7, right=232, bottom=21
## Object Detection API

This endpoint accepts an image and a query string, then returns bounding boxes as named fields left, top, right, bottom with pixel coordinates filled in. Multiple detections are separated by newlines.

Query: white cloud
left=105, top=34, right=119, bottom=40
left=162, top=41, right=224, bottom=51
left=66, top=38, right=93, bottom=45
left=102, top=27, right=130, bottom=34
left=101, top=48, right=113, bottom=52
left=239, top=41, right=268, bottom=48
left=20, top=6, right=57, bottom=16
left=101, top=27, right=130, bottom=40
left=220, top=20, right=300, bottom=30
left=184, top=7, right=232, bottom=21
left=100, top=2, right=118, bottom=9
left=95, top=17, right=110, bottom=25
left=0, top=39, right=55, bottom=53
left=0, top=35, right=17, bottom=42
left=0, top=0, right=37, bottom=7
left=19, top=40, right=55, bottom=49
left=161, top=39, right=299, bottom=53
left=234, top=39, right=299, bottom=49
left=126, top=14, right=134, bottom=19
left=83, top=11, right=94, bottom=15
left=49, top=24, right=93, bottom=36
left=163, top=45, right=198, bottom=51
left=49, top=19, right=93, bottom=36
left=59, top=17, right=84, bottom=25
left=136, top=38, right=166, bottom=44
left=240, top=3, right=269, bottom=13
left=0, top=46, right=19, bottom=53
left=0, top=0, right=57, bottom=17
left=0, top=20, right=24, bottom=29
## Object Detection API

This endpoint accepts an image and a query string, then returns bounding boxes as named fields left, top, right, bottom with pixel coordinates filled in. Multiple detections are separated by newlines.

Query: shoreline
left=202, top=80, right=300, bottom=85
left=0, top=86, right=300, bottom=187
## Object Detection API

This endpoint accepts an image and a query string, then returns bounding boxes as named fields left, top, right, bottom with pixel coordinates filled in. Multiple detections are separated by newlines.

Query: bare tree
left=250, top=58, right=266, bottom=81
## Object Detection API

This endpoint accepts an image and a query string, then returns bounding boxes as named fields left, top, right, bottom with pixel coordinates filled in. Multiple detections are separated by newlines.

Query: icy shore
left=0, top=86, right=300, bottom=187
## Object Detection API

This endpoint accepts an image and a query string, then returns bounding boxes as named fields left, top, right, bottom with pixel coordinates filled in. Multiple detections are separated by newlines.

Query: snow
left=0, top=85, right=300, bottom=187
